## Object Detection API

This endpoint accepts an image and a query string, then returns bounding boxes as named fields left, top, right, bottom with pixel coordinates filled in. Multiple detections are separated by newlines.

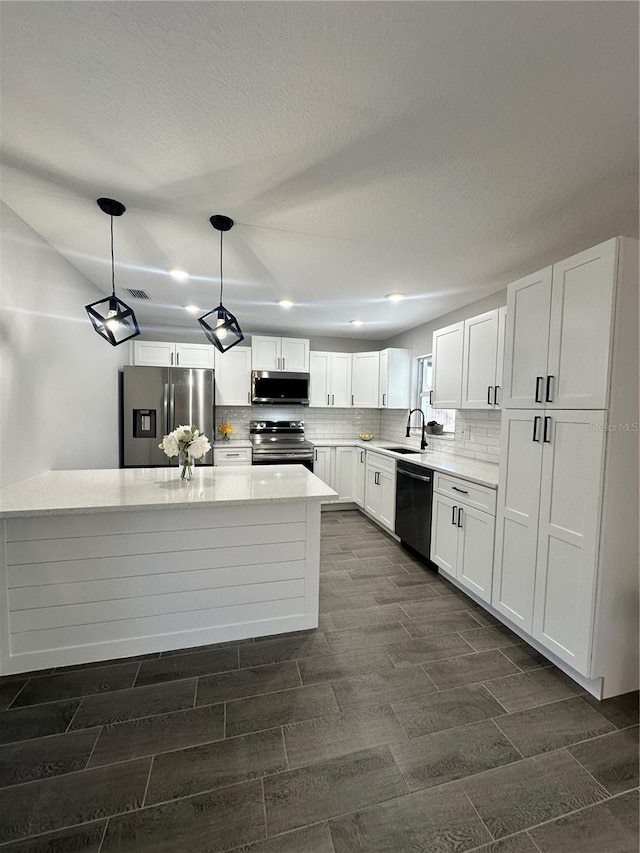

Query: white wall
left=0, top=203, right=128, bottom=487
left=382, top=289, right=508, bottom=360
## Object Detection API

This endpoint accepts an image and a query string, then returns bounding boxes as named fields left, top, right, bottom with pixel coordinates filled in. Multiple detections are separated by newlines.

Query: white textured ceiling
left=1, top=1, right=637, bottom=340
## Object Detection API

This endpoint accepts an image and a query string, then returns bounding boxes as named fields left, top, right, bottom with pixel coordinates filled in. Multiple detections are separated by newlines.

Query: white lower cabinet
left=313, top=446, right=357, bottom=504
left=213, top=446, right=252, bottom=466
left=355, top=447, right=366, bottom=507
left=493, top=410, right=606, bottom=675
left=313, top=447, right=333, bottom=489
left=364, top=451, right=396, bottom=532
left=431, top=481, right=495, bottom=604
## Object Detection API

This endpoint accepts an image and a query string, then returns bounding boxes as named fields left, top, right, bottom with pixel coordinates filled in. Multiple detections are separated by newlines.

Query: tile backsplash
left=380, top=409, right=502, bottom=464
left=216, top=406, right=501, bottom=463
left=215, top=407, right=380, bottom=441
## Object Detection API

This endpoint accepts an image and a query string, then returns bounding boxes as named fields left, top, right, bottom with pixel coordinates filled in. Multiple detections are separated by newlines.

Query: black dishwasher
left=395, top=460, right=435, bottom=564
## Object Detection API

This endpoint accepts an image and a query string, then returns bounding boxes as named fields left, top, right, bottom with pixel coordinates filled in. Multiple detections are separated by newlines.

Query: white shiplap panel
left=10, top=561, right=305, bottom=609
left=10, top=579, right=306, bottom=632
left=6, top=503, right=306, bottom=542
left=9, top=541, right=306, bottom=588
left=7, top=523, right=305, bottom=566
left=11, top=597, right=306, bottom=654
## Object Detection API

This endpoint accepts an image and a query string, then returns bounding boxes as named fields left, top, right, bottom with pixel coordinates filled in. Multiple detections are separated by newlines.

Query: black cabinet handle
left=360, top=451, right=364, bottom=463
left=351, top=394, right=354, bottom=406
left=382, top=393, right=386, bottom=406
left=429, top=390, right=433, bottom=405
left=545, top=375, right=554, bottom=403
left=494, top=385, right=500, bottom=405
left=327, top=394, right=330, bottom=405
left=331, top=394, right=334, bottom=406
left=535, top=376, right=544, bottom=403
left=451, top=506, right=457, bottom=525
left=314, top=449, right=318, bottom=461
left=452, top=485, right=468, bottom=494
left=532, top=416, right=541, bottom=442
left=543, top=416, right=552, bottom=443
left=457, top=507, right=463, bottom=528
left=487, top=385, right=493, bottom=405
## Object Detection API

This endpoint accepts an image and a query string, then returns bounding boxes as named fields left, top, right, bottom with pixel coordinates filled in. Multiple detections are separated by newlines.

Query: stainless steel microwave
left=251, top=371, right=310, bottom=405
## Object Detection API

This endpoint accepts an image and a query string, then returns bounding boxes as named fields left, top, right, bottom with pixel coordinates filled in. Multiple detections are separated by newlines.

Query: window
left=416, top=355, right=456, bottom=433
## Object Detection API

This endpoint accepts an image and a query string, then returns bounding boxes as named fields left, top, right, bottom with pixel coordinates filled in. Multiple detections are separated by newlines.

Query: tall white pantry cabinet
left=494, top=237, right=639, bottom=699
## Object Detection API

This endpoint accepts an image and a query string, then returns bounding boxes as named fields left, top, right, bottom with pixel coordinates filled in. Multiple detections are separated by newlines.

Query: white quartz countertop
left=0, top=466, right=337, bottom=518
left=310, top=439, right=499, bottom=488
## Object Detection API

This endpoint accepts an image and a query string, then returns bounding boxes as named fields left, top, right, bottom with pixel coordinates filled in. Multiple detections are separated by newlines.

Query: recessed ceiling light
left=185, top=304, right=200, bottom=314
left=278, top=299, right=293, bottom=308
left=169, top=269, right=189, bottom=282
left=386, top=292, right=406, bottom=302
left=350, top=319, right=364, bottom=326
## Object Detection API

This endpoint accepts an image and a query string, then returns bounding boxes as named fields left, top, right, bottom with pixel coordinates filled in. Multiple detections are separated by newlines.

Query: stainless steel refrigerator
left=121, top=366, right=215, bottom=467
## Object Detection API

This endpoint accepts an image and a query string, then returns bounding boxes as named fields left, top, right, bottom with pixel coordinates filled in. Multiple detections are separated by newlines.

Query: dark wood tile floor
left=0, top=510, right=638, bottom=852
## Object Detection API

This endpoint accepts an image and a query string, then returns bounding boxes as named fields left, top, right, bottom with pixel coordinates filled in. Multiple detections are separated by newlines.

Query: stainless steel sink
left=385, top=447, right=421, bottom=455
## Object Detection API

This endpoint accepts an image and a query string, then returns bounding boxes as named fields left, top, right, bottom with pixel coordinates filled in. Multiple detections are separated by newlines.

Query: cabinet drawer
left=214, top=448, right=251, bottom=466
left=366, top=451, right=396, bottom=475
left=433, top=473, right=496, bottom=515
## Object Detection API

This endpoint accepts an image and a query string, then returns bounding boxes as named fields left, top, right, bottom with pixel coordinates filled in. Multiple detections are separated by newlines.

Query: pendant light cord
left=110, top=215, right=116, bottom=297
left=219, top=228, right=224, bottom=305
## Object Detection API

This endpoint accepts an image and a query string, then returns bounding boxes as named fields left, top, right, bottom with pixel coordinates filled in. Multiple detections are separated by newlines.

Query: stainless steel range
left=250, top=420, right=314, bottom=470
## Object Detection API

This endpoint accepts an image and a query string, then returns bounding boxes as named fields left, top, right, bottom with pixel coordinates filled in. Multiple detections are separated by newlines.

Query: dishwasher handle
left=398, top=470, right=431, bottom=483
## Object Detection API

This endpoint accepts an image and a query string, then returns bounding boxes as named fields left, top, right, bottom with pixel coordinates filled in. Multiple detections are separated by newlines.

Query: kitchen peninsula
left=0, top=466, right=336, bottom=675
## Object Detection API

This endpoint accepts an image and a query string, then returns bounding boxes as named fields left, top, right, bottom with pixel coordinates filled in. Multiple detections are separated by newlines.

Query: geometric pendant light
left=198, top=214, right=245, bottom=353
left=85, top=198, right=141, bottom=346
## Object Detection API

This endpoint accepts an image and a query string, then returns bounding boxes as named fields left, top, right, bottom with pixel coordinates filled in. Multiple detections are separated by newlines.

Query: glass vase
left=178, top=451, right=193, bottom=480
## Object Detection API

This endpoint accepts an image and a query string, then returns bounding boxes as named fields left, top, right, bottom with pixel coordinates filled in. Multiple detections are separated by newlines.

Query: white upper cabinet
left=502, top=238, right=618, bottom=411
left=495, top=306, right=507, bottom=401
left=132, top=340, right=175, bottom=366
left=546, top=239, right=617, bottom=410
left=461, top=309, right=503, bottom=409
left=351, top=352, right=380, bottom=408
left=251, top=336, right=309, bottom=372
left=378, top=348, right=410, bottom=408
left=132, top=340, right=215, bottom=368
left=431, top=322, right=464, bottom=408
left=214, top=347, right=252, bottom=407
left=175, top=343, right=216, bottom=369
left=501, top=268, right=552, bottom=409
left=309, top=352, right=330, bottom=407
left=309, top=352, right=352, bottom=408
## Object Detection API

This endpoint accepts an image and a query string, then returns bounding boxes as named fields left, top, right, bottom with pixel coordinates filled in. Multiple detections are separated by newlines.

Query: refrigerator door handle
left=163, top=384, right=170, bottom=433
left=169, top=384, right=176, bottom=430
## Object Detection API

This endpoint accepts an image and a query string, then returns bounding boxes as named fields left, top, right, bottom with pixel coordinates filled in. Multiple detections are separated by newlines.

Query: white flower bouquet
left=159, top=424, right=211, bottom=479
